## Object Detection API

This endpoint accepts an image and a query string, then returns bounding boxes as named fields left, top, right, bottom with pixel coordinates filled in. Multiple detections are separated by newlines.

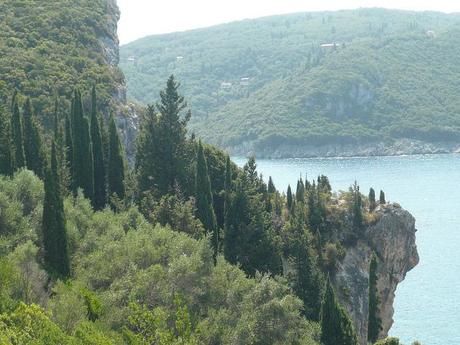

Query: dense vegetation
left=0, top=75, right=416, bottom=344
left=120, top=9, right=460, bottom=151
left=0, top=0, right=124, bottom=129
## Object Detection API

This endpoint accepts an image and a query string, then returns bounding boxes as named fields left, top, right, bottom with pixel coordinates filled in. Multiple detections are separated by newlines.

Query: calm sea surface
left=234, top=154, right=460, bottom=345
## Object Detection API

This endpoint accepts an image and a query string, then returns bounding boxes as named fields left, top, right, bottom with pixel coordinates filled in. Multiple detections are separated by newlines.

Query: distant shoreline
left=226, top=139, right=460, bottom=159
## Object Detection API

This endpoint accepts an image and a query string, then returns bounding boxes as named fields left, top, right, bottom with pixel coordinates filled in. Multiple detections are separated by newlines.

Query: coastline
left=226, top=138, right=460, bottom=159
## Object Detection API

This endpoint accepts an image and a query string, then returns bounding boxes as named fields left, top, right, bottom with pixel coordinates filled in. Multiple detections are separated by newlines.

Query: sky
left=117, top=0, right=460, bottom=45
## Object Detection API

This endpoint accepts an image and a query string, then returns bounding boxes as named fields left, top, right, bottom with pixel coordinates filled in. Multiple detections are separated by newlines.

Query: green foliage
left=369, top=187, right=377, bottom=211
left=320, top=278, right=358, bottom=345
left=195, top=141, right=218, bottom=254
left=380, top=190, right=386, bottom=204
left=0, top=104, right=13, bottom=176
left=22, top=99, right=46, bottom=178
left=91, top=86, right=107, bottom=210
left=71, top=90, right=94, bottom=201
left=374, top=338, right=401, bottom=345
left=10, top=95, right=25, bottom=170
left=107, top=113, right=125, bottom=201
left=121, top=9, right=460, bottom=152
left=368, top=253, right=382, bottom=343
left=42, top=143, right=70, bottom=278
left=0, top=0, right=123, bottom=124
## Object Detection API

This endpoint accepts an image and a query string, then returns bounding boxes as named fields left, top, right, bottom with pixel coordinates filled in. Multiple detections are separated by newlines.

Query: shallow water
left=233, top=154, right=460, bottom=345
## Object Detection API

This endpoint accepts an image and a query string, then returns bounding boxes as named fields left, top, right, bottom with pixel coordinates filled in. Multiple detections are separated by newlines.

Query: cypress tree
left=223, top=155, right=232, bottom=230
left=195, top=141, right=218, bottom=255
left=296, top=178, right=305, bottom=203
left=286, top=213, right=323, bottom=320
left=369, top=187, right=377, bottom=211
left=351, top=182, right=363, bottom=231
left=53, top=99, right=70, bottom=192
left=287, top=185, right=293, bottom=210
left=368, top=253, right=382, bottom=343
left=108, top=113, right=125, bottom=200
left=42, top=142, right=70, bottom=278
left=380, top=190, right=386, bottom=204
left=90, top=86, right=107, bottom=210
left=320, top=278, right=358, bottom=345
left=267, top=176, right=276, bottom=194
left=64, top=112, right=73, bottom=180
left=22, top=99, right=45, bottom=178
left=10, top=95, right=25, bottom=170
left=0, top=104, right=13, bottom=176
left=71, top=90, right=94, bottom=200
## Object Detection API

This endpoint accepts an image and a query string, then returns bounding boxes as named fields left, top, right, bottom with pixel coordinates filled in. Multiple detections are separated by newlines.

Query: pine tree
left=223, top=155, right=232, bottom=234
left=71, top=90, right=94, bottom=200
left=380, top=190, right=386, bottom=204
left=320, top=278, right=358, bottom=345
left=136, top=76, right=190, bottom=197
left=369, top=187, right=377, bottom=211
left=195, top=141, right=218, bottom=255
left=10, top=95, right=25, bottom=170
left=42, top=142, right=70, bottom=278
left=108, top=113, right=125, bottom=201
left=287, top=185, right=293, bottom=210
left=267, top=176, right=276, bottom=194
left=90, top=86, right=107, bottom=210
left=0, top=104, right=13, bottom=175
left=22, top=99, right=45, bottom=178
left=368, top=253, right=382, bottom=343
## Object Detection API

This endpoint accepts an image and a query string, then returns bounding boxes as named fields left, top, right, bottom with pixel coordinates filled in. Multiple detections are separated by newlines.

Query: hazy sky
left=117, top=0, right=460, bottom=45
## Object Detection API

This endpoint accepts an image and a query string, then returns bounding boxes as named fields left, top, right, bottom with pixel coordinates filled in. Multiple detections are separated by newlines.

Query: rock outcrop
left=334, top=203, right=419, bottom=345
left=97, top=0, right=139, bottom=162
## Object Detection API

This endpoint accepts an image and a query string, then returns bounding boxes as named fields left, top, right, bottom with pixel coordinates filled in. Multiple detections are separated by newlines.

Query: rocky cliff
left=335, top=203, right=419, bottom=345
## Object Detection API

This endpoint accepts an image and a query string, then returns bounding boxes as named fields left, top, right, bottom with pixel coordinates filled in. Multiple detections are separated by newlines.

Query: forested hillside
left=0, top=0, right=124, bottom=129
left=0, top=1, right=421, bottom=344
left=120, top=9, right=460, bottom=156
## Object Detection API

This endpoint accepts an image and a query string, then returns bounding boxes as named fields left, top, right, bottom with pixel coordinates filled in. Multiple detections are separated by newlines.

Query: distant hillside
left=120, top=9, right=460, bottom=157
left=0, top=0, right=125, bottom=128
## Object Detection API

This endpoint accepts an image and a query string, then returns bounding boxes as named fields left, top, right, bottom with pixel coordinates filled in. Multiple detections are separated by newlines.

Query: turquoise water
left=234, top=154, right=460, bottom=345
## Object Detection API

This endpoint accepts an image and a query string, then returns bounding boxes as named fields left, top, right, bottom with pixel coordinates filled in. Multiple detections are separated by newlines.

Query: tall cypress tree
left=287, top=185, right=293, bottom=210
left=320, top=278, right=358, bottom=345
left=368, top=253, right=382, bottom=343
left=195, top=141, right=218, bottom=255
left=22, top=99, right=45, bottom=178
left=285, top=213, right=323, bottom=321
left=10, top=95, right=25, bottom=170
left=65, top=111, right=73, bottom=181
left=296, top=178, right=305, bottom=203
left=267, top=176, right=276, bottom=194
left=42, top=142, right=70, bottom=278
left=369, top=187, right=377, bottom=211
left=108, top=113, right=125, bottom=201
left=90, top=86, right=107, bottom=210
left=380, top=190, right=386, bottom=204
left=71, top=90, right=94, bottom=200
left=350, top=182, right=363, bottom=231
left=0, top=104, right=13, bottom=176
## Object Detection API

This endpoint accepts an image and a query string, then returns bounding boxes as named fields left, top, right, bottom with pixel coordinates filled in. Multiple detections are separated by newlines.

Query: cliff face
left=335, top=203, right=419, bottom=345
left=98, top=0, right=139, bottom=160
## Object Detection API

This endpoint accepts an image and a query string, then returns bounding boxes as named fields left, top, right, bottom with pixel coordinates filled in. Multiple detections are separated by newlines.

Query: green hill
left=120, top=9, right=460, bottom=156
left=0, top=0, right=124, bottom=128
